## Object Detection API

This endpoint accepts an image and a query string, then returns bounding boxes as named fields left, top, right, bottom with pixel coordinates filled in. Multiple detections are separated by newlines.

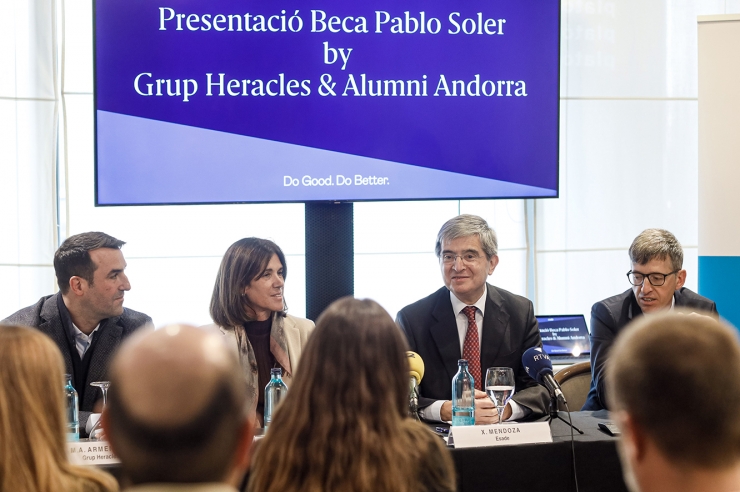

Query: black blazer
left=396, top=284, right=549, bottom=418
left=2, top=293, right=152, bottom=430
left=582, top=287, right=718, bottom=411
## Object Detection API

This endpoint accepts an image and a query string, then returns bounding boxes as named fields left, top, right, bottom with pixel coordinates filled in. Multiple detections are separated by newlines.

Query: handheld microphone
left=522, top=347, right=566, bottom=404
left=407, top=351, right=425, bottom=420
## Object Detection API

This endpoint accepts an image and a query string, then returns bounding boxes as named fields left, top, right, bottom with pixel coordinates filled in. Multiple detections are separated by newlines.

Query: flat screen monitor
left=94, top=0, right=560, bottom=205
left=536, top=314, right=590, bottom=358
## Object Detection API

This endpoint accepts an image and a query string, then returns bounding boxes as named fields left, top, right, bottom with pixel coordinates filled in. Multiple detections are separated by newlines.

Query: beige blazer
left=201, top=313, right=314, bottom=417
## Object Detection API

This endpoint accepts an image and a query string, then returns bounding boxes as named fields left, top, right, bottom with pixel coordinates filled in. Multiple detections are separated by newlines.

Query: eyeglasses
left=441, top=253, right=483, bottom=265
left=626, top=270, right=679, bottom=287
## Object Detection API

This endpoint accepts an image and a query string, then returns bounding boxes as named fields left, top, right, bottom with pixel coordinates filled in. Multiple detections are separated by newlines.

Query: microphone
left=522, top=347, right=567, bottom=404
left=407, top=351, right=425, bottom=420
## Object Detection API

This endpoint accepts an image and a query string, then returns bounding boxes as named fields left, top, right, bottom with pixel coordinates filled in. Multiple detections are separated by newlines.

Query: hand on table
left=439, top=391, right=513, bottom=424
left=474, top=389, right=505, bottom=424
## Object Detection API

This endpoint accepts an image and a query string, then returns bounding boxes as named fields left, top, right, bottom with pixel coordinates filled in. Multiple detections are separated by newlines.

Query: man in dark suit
left=397, top=215, right=548, bottom=424
left=2, top=232, right=152, bottom=433
left=583, top=229, right=718, bottom=411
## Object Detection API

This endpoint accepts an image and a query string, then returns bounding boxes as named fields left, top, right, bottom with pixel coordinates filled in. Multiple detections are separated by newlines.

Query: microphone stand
left=409, top=378, right=421, bottom=421
left=548, top=395, right=584, bottom=434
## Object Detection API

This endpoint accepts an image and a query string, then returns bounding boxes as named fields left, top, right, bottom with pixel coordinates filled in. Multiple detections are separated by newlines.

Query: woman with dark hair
left=0, top=325, right=118, bottom=492
left=205, top=237, right=314, bottom=427
left=248, top=297, right=456, bottom=492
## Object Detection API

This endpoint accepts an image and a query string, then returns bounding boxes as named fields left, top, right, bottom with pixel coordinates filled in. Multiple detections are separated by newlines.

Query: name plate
left=67, top=441, right=120, bottom=466
left=449, top=422, right=552, bottom=448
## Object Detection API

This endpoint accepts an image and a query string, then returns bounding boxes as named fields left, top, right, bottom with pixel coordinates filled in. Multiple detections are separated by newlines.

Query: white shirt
left=420, top=286, right=527, bottom=422
left=450, top=287, right=486, bottom=354
left=71, top=322, right=101, bottom=358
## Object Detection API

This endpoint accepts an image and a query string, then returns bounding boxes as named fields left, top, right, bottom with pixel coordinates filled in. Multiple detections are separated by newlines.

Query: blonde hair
left=0, top=325, right=119, bottom=492
left=248, top=298, right=456, bottom=492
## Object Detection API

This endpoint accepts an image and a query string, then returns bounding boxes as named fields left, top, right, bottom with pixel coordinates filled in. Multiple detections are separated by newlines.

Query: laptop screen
left=536, top=315, right=590, bottom=357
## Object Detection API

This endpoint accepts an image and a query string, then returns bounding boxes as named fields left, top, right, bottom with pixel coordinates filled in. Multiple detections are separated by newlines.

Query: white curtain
left=0, top=0, right=58, bottom=318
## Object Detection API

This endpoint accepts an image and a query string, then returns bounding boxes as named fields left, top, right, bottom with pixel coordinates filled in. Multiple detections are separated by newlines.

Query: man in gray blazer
left=397, top=215, right=548, bottom=424
left=2, top=232, right=152, bottom=433
left=583, top=229, right=718, bottom=411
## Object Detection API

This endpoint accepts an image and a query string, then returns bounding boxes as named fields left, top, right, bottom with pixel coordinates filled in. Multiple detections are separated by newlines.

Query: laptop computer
left=535, top=314, right=591, bottom=365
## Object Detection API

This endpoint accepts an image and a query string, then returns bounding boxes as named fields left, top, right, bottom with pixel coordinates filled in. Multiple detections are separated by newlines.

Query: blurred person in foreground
left=248, top=297, right=456, bottom=492
left=584, top=228, right=717, bottom=410
left=0, top=325, right=118, bottom=492
left=2, top=232, right=152, bottom=433
left=205, top=237, right=314, bottom=427
left=102, top=324, right=253, bottom=491
left=608, top=313, right=740, bottom=492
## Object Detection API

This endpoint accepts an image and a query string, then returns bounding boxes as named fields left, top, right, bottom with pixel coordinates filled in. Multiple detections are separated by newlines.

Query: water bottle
left=451, top=359, right=475, bottom=426
left=264, top=368, right=288, bottom=430
left=64, top=374, right=79, bottom=441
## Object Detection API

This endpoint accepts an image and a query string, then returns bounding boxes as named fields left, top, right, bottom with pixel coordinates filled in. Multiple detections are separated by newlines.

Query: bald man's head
left=104, top=325, right=250, bottom=485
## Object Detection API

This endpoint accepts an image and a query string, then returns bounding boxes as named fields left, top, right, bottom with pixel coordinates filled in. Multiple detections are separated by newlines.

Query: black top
left=244, top=318, right=277, bottom=423
left=57, top=294, right=102, bottom=405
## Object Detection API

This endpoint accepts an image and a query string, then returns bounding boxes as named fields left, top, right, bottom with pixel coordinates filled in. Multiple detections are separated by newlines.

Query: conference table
left=450, top=410, right=629, bottom=492
left=97, top=410, right=627, bottom=492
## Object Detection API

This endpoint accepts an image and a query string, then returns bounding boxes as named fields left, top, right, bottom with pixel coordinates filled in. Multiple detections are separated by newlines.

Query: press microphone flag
left=522, top=347, right=567, bottom=404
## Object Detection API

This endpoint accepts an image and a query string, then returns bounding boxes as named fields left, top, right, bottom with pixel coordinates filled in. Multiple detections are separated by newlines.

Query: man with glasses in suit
left=397, top=214, right=548, bottom=424
left=583, top=228, right=718, bottom=411
left=2, top=231, right=152, bottom=434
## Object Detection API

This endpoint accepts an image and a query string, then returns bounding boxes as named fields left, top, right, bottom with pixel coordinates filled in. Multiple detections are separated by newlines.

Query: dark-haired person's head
left=248, top=297, right=456, bottom=492
left=102, top=324, right=253, bottom=487
left=54, top=231, right=126, bottom=294
left=54, top=231, right=130, bottom=322
left=607, top=313, right=740, bottom=492
left=210, top=237, right=288, bottom=326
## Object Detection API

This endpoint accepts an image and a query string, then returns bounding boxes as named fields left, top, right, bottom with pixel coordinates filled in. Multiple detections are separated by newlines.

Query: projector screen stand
left=305, top=202, right=354, bottom=321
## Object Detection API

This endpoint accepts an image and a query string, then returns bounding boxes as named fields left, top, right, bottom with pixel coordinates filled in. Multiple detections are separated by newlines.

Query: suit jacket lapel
left=673, top=289, right=684, bottom=306
left=271, top=314, right=293, bottom=376
left=84, top=318, right=123, bottom=409
left=480, top=284, right=509, bottom=369
left=430, top=289, right=462, bottom=385
left=38, top=294, right=74, bottom=375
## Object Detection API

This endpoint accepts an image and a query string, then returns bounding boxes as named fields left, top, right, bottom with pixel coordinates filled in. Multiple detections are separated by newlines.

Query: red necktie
left=462, top=306, right=482, bottom=390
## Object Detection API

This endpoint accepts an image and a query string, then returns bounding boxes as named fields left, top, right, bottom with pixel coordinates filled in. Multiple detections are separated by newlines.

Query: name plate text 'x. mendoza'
left=449, top=422, right=552, bottom=448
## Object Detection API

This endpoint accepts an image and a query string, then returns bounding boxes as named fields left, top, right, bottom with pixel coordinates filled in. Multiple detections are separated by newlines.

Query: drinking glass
left=485, top=367, right=515, bottom=424
left=88, top=381, right=111, bottom=440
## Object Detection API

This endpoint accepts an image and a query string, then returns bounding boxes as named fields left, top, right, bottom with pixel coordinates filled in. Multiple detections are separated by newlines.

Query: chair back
left=553, top=361, right=591, bottom=411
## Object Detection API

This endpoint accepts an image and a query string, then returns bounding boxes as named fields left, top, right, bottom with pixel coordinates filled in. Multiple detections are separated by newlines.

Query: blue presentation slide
left=95, top=0, right=560, bottom=204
